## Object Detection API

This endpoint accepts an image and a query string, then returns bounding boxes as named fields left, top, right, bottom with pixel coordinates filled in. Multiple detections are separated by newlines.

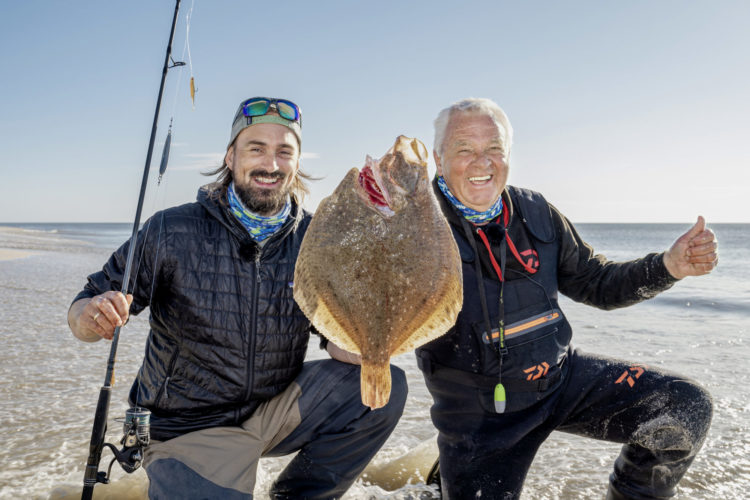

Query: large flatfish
left=294, top=135, right=463, bottom=409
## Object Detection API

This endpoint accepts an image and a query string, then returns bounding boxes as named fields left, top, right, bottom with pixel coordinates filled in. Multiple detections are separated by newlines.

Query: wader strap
left=458, top=217, right=495, bottom=344
left=417, top=354, right=562, bottom=393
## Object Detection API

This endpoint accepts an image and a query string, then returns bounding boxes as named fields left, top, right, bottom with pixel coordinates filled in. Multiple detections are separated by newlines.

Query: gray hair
left=433, top=98, right=514, bottom=157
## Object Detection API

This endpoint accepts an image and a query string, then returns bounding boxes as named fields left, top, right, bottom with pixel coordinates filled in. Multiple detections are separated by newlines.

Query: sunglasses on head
left=242, top=97, right=301, bottom=124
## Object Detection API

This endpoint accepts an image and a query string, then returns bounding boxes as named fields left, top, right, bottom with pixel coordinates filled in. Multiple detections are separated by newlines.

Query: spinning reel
left=95, top=407, right=151, bottom=484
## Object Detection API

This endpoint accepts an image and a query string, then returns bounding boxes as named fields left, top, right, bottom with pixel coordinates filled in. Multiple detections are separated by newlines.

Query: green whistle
left=494, top=383, right=506, bottom=413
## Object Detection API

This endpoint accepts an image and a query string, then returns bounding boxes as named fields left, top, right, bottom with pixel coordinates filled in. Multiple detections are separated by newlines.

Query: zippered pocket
left=480, top=308, right=563, bottom=346
left=472, top=307, right=570, bottom=378
left=155, top=349, right=180, bottom=405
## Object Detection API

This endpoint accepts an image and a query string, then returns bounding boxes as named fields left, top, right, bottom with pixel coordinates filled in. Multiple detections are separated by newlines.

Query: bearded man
left=68, top=97, right=406, bottom=499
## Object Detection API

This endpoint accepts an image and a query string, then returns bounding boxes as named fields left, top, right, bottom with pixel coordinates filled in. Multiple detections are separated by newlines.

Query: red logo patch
left=615, top=365, right=647, bottom=388
left=520, top=249, right=540, bottom=270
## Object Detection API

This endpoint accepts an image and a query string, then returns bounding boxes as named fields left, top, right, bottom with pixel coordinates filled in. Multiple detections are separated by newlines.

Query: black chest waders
left=419, top=186, right=573, bottom=410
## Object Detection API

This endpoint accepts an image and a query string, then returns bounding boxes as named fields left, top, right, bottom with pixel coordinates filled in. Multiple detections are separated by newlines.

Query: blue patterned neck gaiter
left=437, top=175, right=502, bottom=225
left=227, top=182, right=291, bottom=242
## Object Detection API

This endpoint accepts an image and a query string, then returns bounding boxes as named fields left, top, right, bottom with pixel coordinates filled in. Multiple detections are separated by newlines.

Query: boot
left=606, top=483, right=630, bottom=500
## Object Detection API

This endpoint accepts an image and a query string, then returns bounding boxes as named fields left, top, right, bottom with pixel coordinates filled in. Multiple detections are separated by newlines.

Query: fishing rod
left=81, top=1, right=183, bottom=498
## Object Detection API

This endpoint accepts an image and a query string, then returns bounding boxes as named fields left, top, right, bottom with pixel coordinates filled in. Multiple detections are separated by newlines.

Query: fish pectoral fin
left=391, top=304, right=461, bottom=357
left=391, top=277, right=463, bottom=357
left=309, top=297, right=361, bottom=355
left=360, top=361, right=392, bottom=410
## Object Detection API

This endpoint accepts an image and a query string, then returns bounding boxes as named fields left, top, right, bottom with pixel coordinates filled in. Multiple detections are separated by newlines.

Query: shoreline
left=0, top=225, right=96, bottom=252
left=0, top=248, right=35, bottom=261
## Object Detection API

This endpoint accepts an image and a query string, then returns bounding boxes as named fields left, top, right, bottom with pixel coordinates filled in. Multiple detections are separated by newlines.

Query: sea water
left=0, top=222, right=747, bottom=499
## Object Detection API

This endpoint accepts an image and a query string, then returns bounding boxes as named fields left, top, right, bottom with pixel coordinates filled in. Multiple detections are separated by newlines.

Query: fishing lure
left=190, top=76, right=195, bottom=108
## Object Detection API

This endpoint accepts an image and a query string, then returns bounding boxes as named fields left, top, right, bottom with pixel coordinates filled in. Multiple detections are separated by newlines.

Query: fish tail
left=360, top=361, right=392, bottom=410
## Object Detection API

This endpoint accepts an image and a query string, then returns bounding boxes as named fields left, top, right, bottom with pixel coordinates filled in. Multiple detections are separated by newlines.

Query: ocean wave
left=653, top=295, right=750, bottom=315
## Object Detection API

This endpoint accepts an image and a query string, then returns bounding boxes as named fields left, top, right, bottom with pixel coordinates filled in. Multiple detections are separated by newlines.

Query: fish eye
left=389, top=161, right=421, bottom=194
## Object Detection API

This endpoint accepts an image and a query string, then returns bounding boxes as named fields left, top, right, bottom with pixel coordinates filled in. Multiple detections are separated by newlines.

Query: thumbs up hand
left=663, top=216, right=718, bottom=280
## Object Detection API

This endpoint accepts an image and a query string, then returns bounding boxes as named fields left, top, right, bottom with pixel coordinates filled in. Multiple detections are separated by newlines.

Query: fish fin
left=360, top=361, right=391, bottom=409
left=294, top=245, right=364, bottom=355
left=304, top=295, right=361, bottom=355
left=389, top=230, right=464, bottom=356
left=391, top=273, right=463, bottom=356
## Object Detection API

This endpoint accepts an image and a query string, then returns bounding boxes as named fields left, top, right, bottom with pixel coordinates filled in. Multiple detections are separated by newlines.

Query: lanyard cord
left=506, top=232, right=538, bottom=274
left=477, top=229, right=504, bottom=281
left=476, top=227, right=507, bottom=356
left=460, top=215, right=509, bottom=412
left=458, top=216, right=508, bottom=370
left=457, top=197, right=513, bottom=413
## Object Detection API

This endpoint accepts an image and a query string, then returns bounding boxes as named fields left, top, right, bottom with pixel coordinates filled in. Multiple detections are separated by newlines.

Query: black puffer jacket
left=74, top=184, right=313, bottom=440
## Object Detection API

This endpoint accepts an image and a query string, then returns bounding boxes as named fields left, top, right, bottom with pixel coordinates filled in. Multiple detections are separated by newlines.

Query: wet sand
left=0, top=225, right=92, bottom=255
left=0, top=248, right=34, bottom=260
left=0, top=226, right=38, bottom=259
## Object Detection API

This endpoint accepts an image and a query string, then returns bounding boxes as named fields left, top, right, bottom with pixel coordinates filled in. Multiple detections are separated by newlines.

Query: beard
left=233, top=170, right=290, bottom=216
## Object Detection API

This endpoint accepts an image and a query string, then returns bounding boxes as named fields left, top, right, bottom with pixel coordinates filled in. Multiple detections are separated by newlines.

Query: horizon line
left=1, top=221, right=748, bottom=225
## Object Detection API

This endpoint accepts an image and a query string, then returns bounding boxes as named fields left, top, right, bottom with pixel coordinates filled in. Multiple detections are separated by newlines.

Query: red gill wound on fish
left=359, top=165, right=389, bottom=207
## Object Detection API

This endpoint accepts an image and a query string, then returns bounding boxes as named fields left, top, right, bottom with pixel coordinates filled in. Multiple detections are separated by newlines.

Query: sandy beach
left=0, top=225, right=96, bottom=256
left=0, top=226, right=47, bottom=259
left=0, top=248, right=34, bottom=261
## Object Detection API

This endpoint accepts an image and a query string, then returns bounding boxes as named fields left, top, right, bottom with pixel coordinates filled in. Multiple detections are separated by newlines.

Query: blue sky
left=1, top=1, right=747, bottom=223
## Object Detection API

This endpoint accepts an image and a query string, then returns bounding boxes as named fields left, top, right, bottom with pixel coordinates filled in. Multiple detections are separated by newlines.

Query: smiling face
left=224, top=119, right=300, bottom=215
left=434, top=111, right=510, bottom=212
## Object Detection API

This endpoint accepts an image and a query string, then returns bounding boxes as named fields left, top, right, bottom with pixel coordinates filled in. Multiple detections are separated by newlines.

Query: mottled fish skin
left=294, top=136, right=463, bottom=408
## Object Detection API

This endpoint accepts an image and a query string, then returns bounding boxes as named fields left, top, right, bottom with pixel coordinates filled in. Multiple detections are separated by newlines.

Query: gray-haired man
left=417, top=97, right=717, bottom=499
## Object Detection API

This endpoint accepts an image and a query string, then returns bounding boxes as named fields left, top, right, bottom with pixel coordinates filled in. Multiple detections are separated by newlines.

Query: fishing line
left=130, top=0, right=194, bottom=308
left=168, top=0, right=194, bottom=120
left=186, top=0, right=196, bottom=109
left=129, top=1, right=195, bottom=409
left=130, top=155, right=173, bottom=410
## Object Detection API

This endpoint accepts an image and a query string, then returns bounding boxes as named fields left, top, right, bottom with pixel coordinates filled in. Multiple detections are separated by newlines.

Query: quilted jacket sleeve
left=72, top=214, right=167, bottom=316
left=553, top=205, right=678, bottom=310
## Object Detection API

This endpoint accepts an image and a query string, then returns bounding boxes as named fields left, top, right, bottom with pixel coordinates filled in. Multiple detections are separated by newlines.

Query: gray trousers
left=143, top=359, right=408, bottom=499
